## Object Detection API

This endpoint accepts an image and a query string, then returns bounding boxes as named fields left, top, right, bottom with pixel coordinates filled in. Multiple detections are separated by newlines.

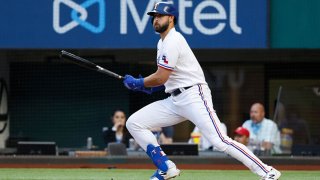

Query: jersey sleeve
left=157, top=39, right=179, bottom=71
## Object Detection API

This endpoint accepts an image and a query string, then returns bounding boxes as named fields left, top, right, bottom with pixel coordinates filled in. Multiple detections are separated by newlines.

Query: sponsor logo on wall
left=0, top=0, right=267, bottom=48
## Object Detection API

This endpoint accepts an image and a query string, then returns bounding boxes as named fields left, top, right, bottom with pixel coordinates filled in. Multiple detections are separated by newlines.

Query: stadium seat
left=107, top=142, right=127, bottom=156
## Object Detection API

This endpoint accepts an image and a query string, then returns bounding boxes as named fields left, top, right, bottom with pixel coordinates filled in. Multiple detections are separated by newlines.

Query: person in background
left=242, top=103, right=281, bottom=155
left=102, top=109, right=131, bottom=148
left=278, top=104, right=311, bottom=145
left=233, top=126, right=250, bottom=147
left=151, top=126, right=174, bottom=144
left=160, top=126, right=174, bottom=144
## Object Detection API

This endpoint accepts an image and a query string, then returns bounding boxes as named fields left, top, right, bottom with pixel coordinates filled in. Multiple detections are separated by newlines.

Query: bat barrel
left=60, top=50, right=124, bottom=80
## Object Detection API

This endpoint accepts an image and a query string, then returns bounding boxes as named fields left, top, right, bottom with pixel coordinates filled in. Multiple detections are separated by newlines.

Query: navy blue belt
left=171, top=86, right=192, bottom=96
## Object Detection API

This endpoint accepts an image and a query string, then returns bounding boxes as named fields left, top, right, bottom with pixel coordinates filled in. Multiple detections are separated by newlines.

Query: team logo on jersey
left=162, top=55, right=168, bottom=64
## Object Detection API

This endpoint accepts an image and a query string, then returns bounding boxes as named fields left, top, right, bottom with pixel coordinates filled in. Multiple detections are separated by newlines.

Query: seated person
left=102, top=109, right=131, bottom=148
left=234, top=126, right=250, bottom=147
left=188, top=123, right=227, bottom=150
left=150, top=126, right=174, bottom=144
left=242, top=103, right=281, bottom=154
left=160, top=126, right=174, bottom=144
left=150, top=127, right=162, bottom=143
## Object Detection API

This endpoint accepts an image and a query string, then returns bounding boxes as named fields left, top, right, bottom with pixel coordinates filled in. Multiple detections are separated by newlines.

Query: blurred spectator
left=278, top=105, right=311, bottom=145
left=150, top=126, right=174, bottom=144
left=188, top=123, right=227, bottom=150
left=102, top=109, right=131, bottom=148
left=242, top=103, right=281, bottom=155
left=233, top=126, right=250, bottom=147
left=160, top=126, right=174, bottom=144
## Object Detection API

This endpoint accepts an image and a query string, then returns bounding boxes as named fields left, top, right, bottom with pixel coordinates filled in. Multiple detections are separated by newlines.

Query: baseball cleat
left=150, top=169, right=180, bottom=180
left=150, top=160, right=181, bottom=180
left=150, top=169, right=165, bottom=180
left=261, top=168, right=281, bottom=180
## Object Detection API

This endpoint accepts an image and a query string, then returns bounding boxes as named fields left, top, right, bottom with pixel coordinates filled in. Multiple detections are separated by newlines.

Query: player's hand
left=123, top=75, right=144, bottom=90
left=135, top=74, right=153, bottom=94
left=124, top=74, right=152, bottom=94
left=114, top=122, right=124, bottom=130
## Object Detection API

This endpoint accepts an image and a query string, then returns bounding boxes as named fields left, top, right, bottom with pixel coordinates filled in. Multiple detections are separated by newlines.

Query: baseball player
left=123, top=2, right=281, bottom=180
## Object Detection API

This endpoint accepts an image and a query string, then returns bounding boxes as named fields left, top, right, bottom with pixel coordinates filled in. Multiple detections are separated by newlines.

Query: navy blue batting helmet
left=147, top=2, right=178, bottom=20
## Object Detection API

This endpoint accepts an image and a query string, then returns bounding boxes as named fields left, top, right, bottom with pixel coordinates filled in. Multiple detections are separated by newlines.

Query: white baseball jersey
left=156, top=28, right=207, bottom=93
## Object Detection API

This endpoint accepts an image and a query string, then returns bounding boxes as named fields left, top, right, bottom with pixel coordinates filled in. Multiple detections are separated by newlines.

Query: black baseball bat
left=60, top=50, right=124, bottom=80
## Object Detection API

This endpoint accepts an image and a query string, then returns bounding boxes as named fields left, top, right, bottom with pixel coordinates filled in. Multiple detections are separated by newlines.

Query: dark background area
left=4, top=49, right=320, bottom=149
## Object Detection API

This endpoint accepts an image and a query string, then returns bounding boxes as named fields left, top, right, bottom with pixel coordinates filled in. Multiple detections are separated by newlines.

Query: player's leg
left=126, top=97, right=184, bottom=179
left=179, top=84, right=279, bottom=178
left=126, top=97, right=184, bottom=151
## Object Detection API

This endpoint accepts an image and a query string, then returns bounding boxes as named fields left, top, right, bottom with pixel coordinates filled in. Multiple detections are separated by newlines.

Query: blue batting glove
left=123, top=75, right=144, bottom=91
left=137, top=74, right=152, bottom=94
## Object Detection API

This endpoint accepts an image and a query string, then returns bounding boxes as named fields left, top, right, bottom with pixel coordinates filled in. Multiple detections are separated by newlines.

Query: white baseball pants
left=126, top=84, right=271, bottom=176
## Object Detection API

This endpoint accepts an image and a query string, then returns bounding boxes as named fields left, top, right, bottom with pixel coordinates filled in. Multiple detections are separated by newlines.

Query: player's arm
left=143, top=66, right=172, bottom=87
left=123, top=42, right=176, bottom=92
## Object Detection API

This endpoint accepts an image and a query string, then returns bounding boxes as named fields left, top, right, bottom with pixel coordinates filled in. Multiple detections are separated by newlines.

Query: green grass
left=0, top=169, right=319, bottom=180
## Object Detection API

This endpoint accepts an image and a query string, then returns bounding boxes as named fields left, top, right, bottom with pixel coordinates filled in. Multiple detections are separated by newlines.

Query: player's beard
left=154, top=20, right=169, bottom=33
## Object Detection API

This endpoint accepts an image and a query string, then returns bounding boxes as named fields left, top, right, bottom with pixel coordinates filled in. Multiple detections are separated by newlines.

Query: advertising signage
left=0, top=0, right=267, bottom=49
